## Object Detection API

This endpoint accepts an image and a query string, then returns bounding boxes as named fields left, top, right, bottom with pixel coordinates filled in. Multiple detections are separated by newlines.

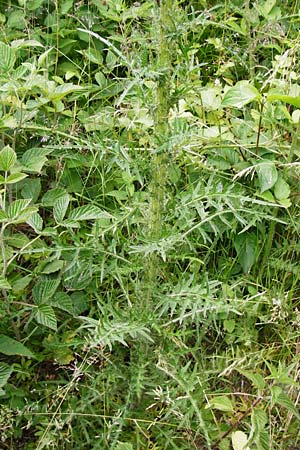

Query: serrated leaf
left=222, top=81, right=261, bottom=108
left=21, top=178, right=41, bottom=202
left=256, top=161, right=278, bottom=193
left=6, top=172, right=27, bottom=184
left=7, top=199, right=32, bottom=219
left=51, top=291, right=74, bottom=314
left=234, top=232, right=258, bottom=273
left=32, top=278, right=60, bottom=304
left=42, top=188, right=67, bottom=206
left=35, top=305, right=57, bottom=330
left=0, top=275, right=11, bottom=289
left=0, top=146, right=17, bottom=171
left=274, top=176, right=290, bottom=201
left=0, top=42, right=16, bottom=71
left=27, top=211, right=43, bottom=232
left=0, top=334, right=34, bottom=357
left=208, top=396, right=234, bottom=412
left=53, top=194, right=69, bottom=223
left=232, top=431, right=250, bottom=450
left=271, top=386, right=300, bottom=419
left=42, top=260, right=64, bottom=274
left=0, top=363, right=13, bottom=389
left=68, top=204, right=110, bottom=221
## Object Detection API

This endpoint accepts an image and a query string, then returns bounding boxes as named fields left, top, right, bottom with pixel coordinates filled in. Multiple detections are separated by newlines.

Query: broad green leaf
left=21, top=178, right=41, bottom=202
left=68, top=205, right=111, bottom=221
left=32, top=278, right=60, bottom=304
left=27, top=212, right=43, bottom=232
left=42, top=188, right=67, bottom=206
left=42, top=260, right=64, bottom=274
left=274, top=177, right=290, bottom=201
left=12, top=275, right=32, bottom=293
left=54, top=194, right=69, bottom=223
left=0, top=42, right=16, bottom=71
left=51, top=291, right=74, bottom=314
left=208, top=396, right=234, bottom=412
left=256, top=161, right=278, bottom=193
left=6, top=173, right=27, bottom=184
left=7, top=199, right=32, bottom=219
left=0, top=334, right=34, bottom=357
left=0, top=146, right=17, bottom=171
left=0, top=209, right=8, bottom=222
left=0, top=363, right=13, bottom=389
left=232, top=431, right=250, bottom=450
left=234, top=232, right=258, bottom=273
left=35, top=305, right=57, bottom=330
left=22, top=147, right=52, bottom=173
left=221, top=81, right=261, bottom=108
left=0, top=276, right=11, bottom=289
left=267, top=93, right=300, bottom=108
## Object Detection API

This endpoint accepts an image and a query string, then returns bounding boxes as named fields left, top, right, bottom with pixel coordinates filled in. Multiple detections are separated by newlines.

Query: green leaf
left=234, top=232, right=258, bottom=273
left=0, top=146, right=17, bottom=171
left=7, top=199, right=31, bottom=219
left=41, top=188, right=67, bottom=206
left=208, top=396, right=234, bottom=412
left=68, top=205, right=111, bottom=221
left=53, top=194, right=69, bottom=223
left=267, top=93, right=300, bottom=108
left=274, top=176, right=290, bottom=201
left=115, top=444, right=134, bottom=450
left=0, top=334, right=34, bottom=357
left=256, top=161, right=278, bottom=193
left=238, top=370, right=266, bottom=390
left=35, top=305, right=57, bottom=330
left=0, top=209, right=8, bottom=222
left=27, top=212, right=43, bottom=232
left=221, top=81, right=261, bottom=108
left=232, top=431, right=250, bottom=450
left=32, top=278, right=60, bottom=304
left=6, top=173, right=27, bottom=184
left=21, top=178, right=41, bottom=203
left=0, top=276, right=11, bottom=289
left=51, top=291, right=74, bottom=314
left=0, top=42, right=16, bottom=71
left=271, top=386, right=300, bottom=419
left=42, top=260, right=64, bottom=274
left=0, top=363, right=13, bottom=390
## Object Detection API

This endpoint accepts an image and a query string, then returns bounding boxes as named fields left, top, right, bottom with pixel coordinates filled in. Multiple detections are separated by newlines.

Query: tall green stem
left=146, top=0, right=173, bottom=302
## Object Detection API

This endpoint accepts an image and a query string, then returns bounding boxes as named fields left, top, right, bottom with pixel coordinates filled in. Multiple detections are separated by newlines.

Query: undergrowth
left=0, top=0, right=300, bottom=449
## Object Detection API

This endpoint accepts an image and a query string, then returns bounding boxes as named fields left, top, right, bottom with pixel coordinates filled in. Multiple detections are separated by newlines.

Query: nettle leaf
left=0, top=42, right=16, bottom=71
left=238, top=369, right=266, bottom=390
left=0, top=146, right=17, bottom=171
left=232, top=431, right=250, bottom=450
left=234, top=232, right=258, bottom=273
left=221, top=81, right=261, bottom=108
left=35, top=305, right=57, bottom=330
left=68, top=204, right=111, bottom=221
left=0, top=334, right=34, bottom=357
left=271, top=386, right=300, bottom=419
left=32, top=278, right=60, bottom=304
left=256, top=161, right=278, bottom=193
left=54, top=194, right=69, bottom=223
left=0, top=363, right=13, bottom=390
left=274, top=176, right=290, bottom=201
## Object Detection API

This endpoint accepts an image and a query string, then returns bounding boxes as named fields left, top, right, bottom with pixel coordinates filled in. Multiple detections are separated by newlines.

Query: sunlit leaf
left=0, top=146, right=17, bottom=171
left=68, top=205, right=111, bottom=221
left=0, top=42, right=16, bottom=71
left=222, top=81, right=261, bottom=108
left=232, top=431, right=250, bottom=450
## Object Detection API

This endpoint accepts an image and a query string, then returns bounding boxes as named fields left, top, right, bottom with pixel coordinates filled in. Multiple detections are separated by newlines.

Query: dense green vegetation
left=1, top=0, right=300, bottom=448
